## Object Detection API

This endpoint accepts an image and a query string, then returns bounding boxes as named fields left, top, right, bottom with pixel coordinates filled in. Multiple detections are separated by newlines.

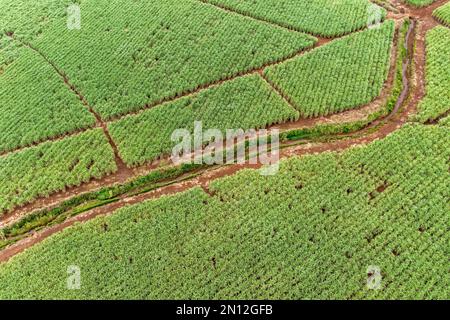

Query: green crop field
left=0, top=129, right=117, bottom=213
left=416, top=26, right=450, bottom=122
left=0, top=0, right=448, bottom=302
left=0, top=39, right=95, bottom=153
left=434, top=1, right=450, bottom=26
left=0, top=124, right=448, bottom=299
left=108, top=74, right=298, bottom=167
left=264, top=21, right=395, bottom=118
left=204, top=0, right=386, bottom=37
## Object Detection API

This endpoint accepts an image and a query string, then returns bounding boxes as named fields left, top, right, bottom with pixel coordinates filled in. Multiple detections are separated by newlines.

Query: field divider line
left=3, top=33, right=129, bottom=172
left=107, top=37, right=350, bottom=124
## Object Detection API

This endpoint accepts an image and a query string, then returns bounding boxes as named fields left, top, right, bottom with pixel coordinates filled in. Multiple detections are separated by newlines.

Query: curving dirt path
left=0, top=22, right=401, bottom=226
left=0, top=0, right=448, bottom=263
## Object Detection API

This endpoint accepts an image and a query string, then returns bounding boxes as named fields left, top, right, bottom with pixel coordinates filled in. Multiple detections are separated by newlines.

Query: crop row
left=416, top=26, right=450, bottom=122
left=433, top=1, right=450, bottom=26
left=18, top=0, right=315, bottom=120
left=108, top=74, right=299, bottom=167
left=0, top=18, right=398, bottom=211
left=204, top=0, right=386, bottom=37
left=404, top=0, right=437, bottom=7
left=0, top=124, right=447, bottom=299
left=0, top=0, right=72, bottom=42
left=0, top=40, right=95, bottom=154
left=0, top=129, right=117, bottom=213
left=264, top=21, right=395, bottom=118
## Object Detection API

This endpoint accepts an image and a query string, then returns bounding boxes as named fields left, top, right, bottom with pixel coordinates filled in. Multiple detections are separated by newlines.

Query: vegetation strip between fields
left=0, top=21, right=398, bottom=160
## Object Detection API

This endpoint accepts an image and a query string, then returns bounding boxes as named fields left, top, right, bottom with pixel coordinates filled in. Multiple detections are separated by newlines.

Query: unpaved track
left=0, top=1, right=447, bottom=262
left=0, top=24, right=370, bottom=223
left=0, top=23, right=401, bottom=226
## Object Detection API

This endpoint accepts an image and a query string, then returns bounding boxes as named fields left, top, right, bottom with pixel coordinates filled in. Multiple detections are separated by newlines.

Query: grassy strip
left=0, top=163, right=203, bottom=247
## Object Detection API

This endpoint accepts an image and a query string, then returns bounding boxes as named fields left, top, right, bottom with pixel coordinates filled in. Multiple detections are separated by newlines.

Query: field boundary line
left=3, top=33, right=129, bottom=173
left=258, top=72, right=300, bottom=114
left=0, top=24, right=402, bottom=219
left=2, top=26, right=372, bottom=158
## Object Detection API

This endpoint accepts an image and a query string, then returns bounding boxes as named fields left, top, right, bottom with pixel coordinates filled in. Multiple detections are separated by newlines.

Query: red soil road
left=3, top=34, right=131, bottom=176
left=0, top=23, right=401, bottom=226
left=0, top=15, right=421, bottom=263
left=0, top=0, right=445, bottom=261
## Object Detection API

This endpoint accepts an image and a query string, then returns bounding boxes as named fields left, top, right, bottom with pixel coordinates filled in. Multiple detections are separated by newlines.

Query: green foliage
left=404, top=0, right=436, bottom=7
left=264, top=21, right=395, bottom=118
left=0, top=129, right=117, bottom=214
left=205, top=0, right=386, bottom=37
left=0, top=41, right=95, bottom=153
left=0, top=0, right=72, bottom=41
left=108, top=74, right=299, bottom=166
left=415, top=26, right=450, bottom=122
left=0, top=163, right=202, bottom=245
left=433, top=2, right=450, bottom=27
left=8, top=0, right=314, bottom=119
left=383, top=19, right=411, bottom=115
left=0, top=0, right=447, bottom=301
left=0, top=124, right=448, bottom=299
left=439, top=114, right=450, bottom=126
